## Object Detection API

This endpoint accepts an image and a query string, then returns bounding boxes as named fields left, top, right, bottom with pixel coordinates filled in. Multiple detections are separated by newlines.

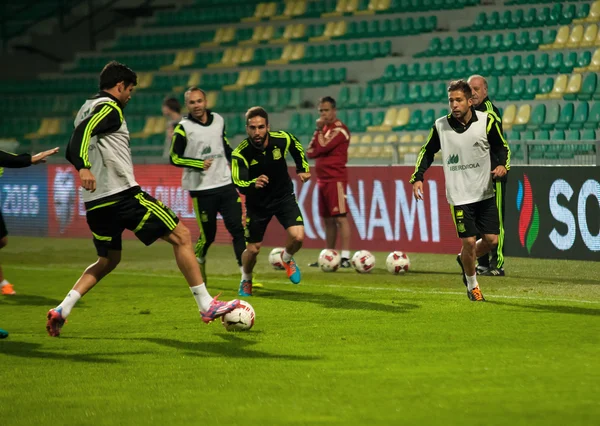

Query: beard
left=250, top=134, right=268, bottom=150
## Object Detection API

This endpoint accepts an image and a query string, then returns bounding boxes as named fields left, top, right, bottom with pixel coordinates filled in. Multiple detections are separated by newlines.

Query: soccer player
left=161, top=96, right=182, bottom=160
left=46, top=61, right=239, bottom=337
left=169, top=87, right=245, bottom=282
left=410, top=80, right=509, bottom=302
left=0, top=147, right=59, bottom=296
left=231, top=107, right=311, bottom=297
left=468, top=74, right=508, bottom=277
left=306, top=96, right=352, bottom=268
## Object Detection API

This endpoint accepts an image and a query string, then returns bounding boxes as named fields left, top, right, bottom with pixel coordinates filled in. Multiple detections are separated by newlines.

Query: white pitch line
left=9, top=265, right=600, bottom=305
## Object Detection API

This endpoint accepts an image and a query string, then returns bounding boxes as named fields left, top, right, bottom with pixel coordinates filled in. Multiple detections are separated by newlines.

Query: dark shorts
left=318, top=181, right=348, bottom=218
left=0, top=211, right=7, bottom=239
left=450, top=197, right=499, bottom=239
left=245, top=196, right=303, bottom=243
left=86, top=190, right=179, bottom=257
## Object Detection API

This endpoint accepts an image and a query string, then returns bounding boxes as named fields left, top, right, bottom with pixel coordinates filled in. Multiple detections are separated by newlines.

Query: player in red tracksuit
left=306, top=96, right=352, bottom=268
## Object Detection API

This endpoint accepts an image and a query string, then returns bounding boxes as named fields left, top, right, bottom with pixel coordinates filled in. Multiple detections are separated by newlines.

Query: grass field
left=1, top=237, right=599, bottom=426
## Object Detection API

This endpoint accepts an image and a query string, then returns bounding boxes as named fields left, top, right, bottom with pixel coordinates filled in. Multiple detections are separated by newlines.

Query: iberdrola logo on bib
left=516, top=174, right=539, bottom=254
left=446, top=154, right=459, bottom=164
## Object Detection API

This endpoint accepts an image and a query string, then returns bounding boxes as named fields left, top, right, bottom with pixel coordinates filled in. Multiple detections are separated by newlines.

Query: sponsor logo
left=446, top=154, right=459, bottom=164
left=201, top=146, right=212, bottom=155
left=516, top=174, right=539, bottom=254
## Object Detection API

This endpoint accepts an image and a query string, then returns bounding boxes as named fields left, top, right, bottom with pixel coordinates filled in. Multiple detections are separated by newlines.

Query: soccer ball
left=318, top=249, right=341, bottom=272
left=386, top=251, right=410, bottom=274
left=268, top=247, right=285, bottom=270
left=351, top=250, right=376, bottom=273
left=221, top=300, right=255, bottom=332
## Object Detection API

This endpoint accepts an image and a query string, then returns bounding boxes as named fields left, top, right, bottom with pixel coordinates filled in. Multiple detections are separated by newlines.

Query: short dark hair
left=319, top=96, right=336, bottom=108
left=245, top=106, right=269, bottom=124
left=447, top=79, right=472, bottom=99
left=184, top=86, right=207, bottom=102
left=162, top=97, right=181, bottom=113
left=99, top=61, right=137, bottom=90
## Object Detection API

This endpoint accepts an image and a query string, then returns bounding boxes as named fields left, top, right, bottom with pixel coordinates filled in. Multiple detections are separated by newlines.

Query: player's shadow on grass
left=143, top=336, right=321, bottom=361
left=0, top=294, right=66, bottom=307
left=487, top=300, right=600, bottom=316
left=255, top=288, right=419, bottom=314
left=0, top=341, right=145, bottom=363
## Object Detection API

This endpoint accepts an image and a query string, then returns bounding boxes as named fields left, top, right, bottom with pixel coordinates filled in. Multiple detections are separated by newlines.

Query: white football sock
left=57, top=290, right=82, bottom=318
left=0, top=279, right=9, bottom=287
left=282, top=249, right=293, bottom=263
left=190, top=284, right=212, bottom=312
left=341, top=250, right=350, bottom=259
left=241, top=268, right=252, bottom=281
left=466, top=274, right=478, bottom=291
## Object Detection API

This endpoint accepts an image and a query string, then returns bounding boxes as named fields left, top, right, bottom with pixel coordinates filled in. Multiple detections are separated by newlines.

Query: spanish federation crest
left=272, top=147, right=281, bottom=160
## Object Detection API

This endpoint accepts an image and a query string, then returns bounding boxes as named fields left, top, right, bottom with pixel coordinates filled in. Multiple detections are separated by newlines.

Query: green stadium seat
left=527, top=104, right=545, bottom=131
left=408, top=85, right=422, bottom=103
left=540, top=103, right=560, bottom=130
left=507, top=55, right=521, bottom=75
left=537, top=77, right=554, bottom=99
left=382, top=83, right=396, bottom=106
left=496, top=77, right=512, bottom=101
left=482, top=56, right=495, bottom=76
left=534, top=53, right=549, bottom=75
left=524, top=78, right=539, bottom=100
left=555, top=102, right=574, bottom=130
left=509, top=9, right=523, bottom=29
left=577, top=51, right=592, bottom=69
left=421, top=109, right=436, bottom=130
left=492, top=56, right=509, bottom=76
left=406, top=109, right=423, bottom=131
left=501, top=33, right=516, bottom=51
left=584, top=102, right=600, bottom=129
left=528, top=30, right=543, bottom=50
left=421, top=83, right=435, bottom=102
left=571, top=102, right=589, bottom=130
left=370, top=84, right=385, bottom=107
left=560, top=4, right=576, bottom=25
left=469, top=57, right=483, bottom=75
left=487, top=75, right=499, bottom=99
left=433, top=82, right=446, bottom=101
left=489, top=34, right=503, bottom=53
left=475, top=34, right=490, bottom=54
left=561, top=52, right=578, bottom=74
left=360, top=111, right=374, bottom=131
left=510, top=79, right=526, bottom=101
left=547, top=52, right=563, bottom=75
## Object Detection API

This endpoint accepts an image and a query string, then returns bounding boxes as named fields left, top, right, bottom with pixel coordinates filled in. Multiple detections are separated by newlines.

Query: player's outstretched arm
left=169, top=124, right=207, bottom=170
left=409, top=126, right=441, bottom=185
left=31, top=147, right=59, bottom=164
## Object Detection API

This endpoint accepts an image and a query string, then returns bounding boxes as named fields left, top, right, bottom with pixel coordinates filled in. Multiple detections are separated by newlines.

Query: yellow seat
left=540, top=25, right=569, bottom=50
left=271, top=0, right=297, bottom=20
left=187, top=72, right=201, bottom=87
left=359, top=134, right=373, bottom=144
left=381, top=144, right=394, bottom=160
left=347, top=145, right=358, bottom=158
left=376, top=0, right=391, bottom=12
left=240, top=26, right=265, bottom=45
left=242, top=2, right=266, bottom=22
left=322, top=0, right=346, bottom=17
left=386, top=134, right=399, bottom=144
left=290, top=44, right=305, bottom=61
left=136, top=73, right=153, bottom=90
left=564, top=74, right=582, bottom=97
left=267, top=44, right=294, bottom=64
left=152, top=116, right=166, bottom=135
left=513, top=104, right=531, bottom=127
left=373, top=134, right=386, bottom=144
left=394, top=108, right=411, bottom=129
left=585, top=1, right=600, bottom=23
left=310, top=21, right=336, bottom=41
left=357, top=146, right=370, bottom=157
left=333, top=21, right=347, bottom=38
left=566, top=25, right=584, bottom=48
left=501, top=104, right=517, bottom=128
left=239, top=47, right=254, bottom=64
left=585, top=48, right=600, bottom=72
left=208, top=48, right=233, bottom=68
left=130, top=117, right=156, bottom=138
left=344, top=0, right=359, bottom=13
left=245, top=69, right=261, bottom=86
left=548, top=75, right=568, bottom=99
left=160, top=50, right=190, bottom=71
left=366, top=107, right=396, bottom=131
left=223, top=70, right=249, bottom=91
left=206, top=92, right=218, bottom=110
left=292, top=0, right=307, bottom=16
left=580, top=24, right=598, bottom=48
left=356, top=0, right=377, bottom=15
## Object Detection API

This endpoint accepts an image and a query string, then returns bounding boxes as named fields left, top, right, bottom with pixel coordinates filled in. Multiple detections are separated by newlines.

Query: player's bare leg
left=281, top=225, right=303, bottom=284
left=47, top=250, right=121, bottom=336
left=335, top=215, right=352, bottom=267
left=163, top=223, right=239, bottom=322
left=0, top=237, right=15, bottom=295
left=239, top=242, right=261, bottom=296
left=458, top=235, right=496, bottom=302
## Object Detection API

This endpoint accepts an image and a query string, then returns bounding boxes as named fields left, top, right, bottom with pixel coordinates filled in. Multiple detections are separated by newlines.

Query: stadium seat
left=512, top=104, right=531, bottom=131
left=563, top=74, right=583, bottom=100
left=524, top=78, right=539, bottom=100
left=585, top=102, right=600, bottom=128
left=367, top=107, right=396, bottom=132
left=555, top=102, right=575, bottom=130
left=496, top=77, right=512, bottom=101
left=541, top=25, right=568, bottom=50
left=502, top=104, right=517, bottom=129
left=575, top=73, right=598, bottom=100
left=548, top=75, right=568, bottom=99
left=392, top=107, right=410, bottom=131
left=541, top=103, right=560, bottom=130
left=570, top=102, right=589, bottom=130
left=527, top=104, right=545, bottom=131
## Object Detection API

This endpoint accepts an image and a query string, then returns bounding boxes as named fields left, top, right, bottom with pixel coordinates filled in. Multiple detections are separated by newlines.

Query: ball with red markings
left=221, top=300, right=255, bottom=332
left=268, top=247, right=285, bottom=270
left=318, top=249, right=341, bottom=272
left=386, top=251, right=410, bottom=275
left=351, top=250, right=376, bottom=273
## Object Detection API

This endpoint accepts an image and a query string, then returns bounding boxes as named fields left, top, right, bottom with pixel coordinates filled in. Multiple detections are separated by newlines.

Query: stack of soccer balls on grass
left=268, top=247, right=410, bottom=275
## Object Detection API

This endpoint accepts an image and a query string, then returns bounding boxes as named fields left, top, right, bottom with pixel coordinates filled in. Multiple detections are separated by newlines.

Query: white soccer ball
left=351, top=250, right=376, bottom=273
left=318, top=249, right=341, bottom=272
left=386, top=251, right=410, bottom=274
left=268, top=247, right=285, bottom=270
left=221, top=300, right=255, bottom=332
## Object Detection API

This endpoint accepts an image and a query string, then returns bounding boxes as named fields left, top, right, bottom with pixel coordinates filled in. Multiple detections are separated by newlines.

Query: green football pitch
left=1, top=237, right=598, bottom=426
